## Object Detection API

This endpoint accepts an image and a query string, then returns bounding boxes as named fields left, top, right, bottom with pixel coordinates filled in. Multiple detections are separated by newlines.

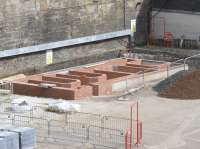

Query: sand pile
left=159, top=70, right=200, bottom=99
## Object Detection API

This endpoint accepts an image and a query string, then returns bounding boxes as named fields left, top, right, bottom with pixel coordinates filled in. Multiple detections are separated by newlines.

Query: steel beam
left=0, top=29, right=131, bottom=58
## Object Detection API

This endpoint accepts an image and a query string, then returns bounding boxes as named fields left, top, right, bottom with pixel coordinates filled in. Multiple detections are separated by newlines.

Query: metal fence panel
left=0, top=100, right=142, bottom=148
left=88, top=125, right=125, bottom=149
left=49, top=120, right=88, bottom=143
left=0, top=81, right=13, bottom=92
left=65, top=112, right=102, bottom=126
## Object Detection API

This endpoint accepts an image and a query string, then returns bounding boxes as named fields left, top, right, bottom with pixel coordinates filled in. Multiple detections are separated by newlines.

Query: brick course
left=13, top=58, right=168, bottom=100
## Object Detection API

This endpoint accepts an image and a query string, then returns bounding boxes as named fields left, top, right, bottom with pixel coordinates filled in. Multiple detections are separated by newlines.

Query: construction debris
left=159, top=70, right=200, bottom=99
left=153, top=70, right=189, bottom=93
left=47, top=100, right=81, bottom=113
left=10, top=98, right=32, bottom=112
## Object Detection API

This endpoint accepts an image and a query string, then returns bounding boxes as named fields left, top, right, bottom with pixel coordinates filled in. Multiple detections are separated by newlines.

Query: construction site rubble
left=159, top=70, right=200, bottom=99
left=10, top=98, right=32, bottom=112
left=47, top=100, right=81, bottom=113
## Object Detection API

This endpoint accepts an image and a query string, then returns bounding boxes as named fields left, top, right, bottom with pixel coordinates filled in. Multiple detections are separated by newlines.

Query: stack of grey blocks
left=0, top=125, right=36, bottom=149
left=0, top=137, right=7, bottom=149
left=0, top=131, right=19, bottom=149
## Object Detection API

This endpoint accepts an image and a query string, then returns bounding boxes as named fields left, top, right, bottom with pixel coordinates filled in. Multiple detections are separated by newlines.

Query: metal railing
left=149, top=37, right=200, bottom=49
left=0, top=81, right=13, bottom=93
left=164, top=53, right=200, bottom=71
left=183, top=53, right=200, bottom=71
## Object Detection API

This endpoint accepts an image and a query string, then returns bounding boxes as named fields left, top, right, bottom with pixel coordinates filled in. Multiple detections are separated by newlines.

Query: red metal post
left=140, top=122, right=143, bottom=144
left=136, top=101, right=139, bottom=147
left=125, top=100, right=143, bottom=149
left=130, top=101, right=139, bottom=147
left=125, top=129, right=132, bottom=149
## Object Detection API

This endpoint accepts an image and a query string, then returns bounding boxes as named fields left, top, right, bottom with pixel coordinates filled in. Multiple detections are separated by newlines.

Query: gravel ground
left=153, top=70, right=190, bottom=93
left=156, top=70, right=200, bottom=99
left=1, top=81, right=200, bottom=149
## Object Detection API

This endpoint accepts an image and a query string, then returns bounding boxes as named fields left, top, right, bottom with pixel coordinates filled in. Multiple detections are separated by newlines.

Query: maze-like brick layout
left=13, top=58, right=168, bottom=100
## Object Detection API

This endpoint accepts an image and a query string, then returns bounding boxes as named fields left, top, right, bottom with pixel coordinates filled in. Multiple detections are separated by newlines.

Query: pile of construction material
left=47, top=100, right=81, bottom=113
left=0, top=125, right=36, bottom=149
left=156, top=70, right=200, bottom=99
left=10, top=98, right=33, bottom=113
left=153, top=70, right=189, bottom=93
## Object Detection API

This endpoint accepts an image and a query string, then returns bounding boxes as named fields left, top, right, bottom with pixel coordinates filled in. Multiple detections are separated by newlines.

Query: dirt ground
left=81, top=86, right=200, bottom=149
left=1, top=81, right=200, bottom=149
left=160, top=70, right=200, bottom=99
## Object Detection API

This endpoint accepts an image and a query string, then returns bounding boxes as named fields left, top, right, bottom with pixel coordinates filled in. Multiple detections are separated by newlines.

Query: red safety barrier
left=125, top=129, right=132, bottom=149
left=139, top=122, right=143, bottom=144
left=126, top=101, right=143, bottom=149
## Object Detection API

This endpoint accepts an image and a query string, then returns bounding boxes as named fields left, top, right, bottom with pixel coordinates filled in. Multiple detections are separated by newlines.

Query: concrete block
left=0, top=138, right=6, bottom=149
left=8, top=127, right=36, bottom=149
left=0, top=131, right=19, bottom=149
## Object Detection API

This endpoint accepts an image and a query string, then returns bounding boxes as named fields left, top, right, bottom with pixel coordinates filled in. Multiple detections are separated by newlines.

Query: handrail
left=184, top=53, right=200, bottom=70
left=168, top=53, right=200, bottom=71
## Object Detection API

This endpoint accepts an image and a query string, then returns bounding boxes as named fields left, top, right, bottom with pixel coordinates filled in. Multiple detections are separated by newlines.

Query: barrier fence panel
left=49, top=120, right=89, bottom=143
left=0, top=101, right=12, bottom=113
left=88, top=125, right=125, bottom=149
left=0, top=101, right=32, bottom=117
left=0, top=112, right=141, bottom=149
left=0, top=101, right=142, bottom=149
left=13, top=115, right=31, bottom=127
left=0, top=81, right=13, bottom=92
left=93, top=115, right=143, bottom=148
left=31, top=106, right=65, bottom=121
left=65, top=111, right=102, bottom=126
left=102, top=116, right=130, bottom=131
left=0, top=113, right=13, bottom=125
left=13, top=115, right=49, bottom=137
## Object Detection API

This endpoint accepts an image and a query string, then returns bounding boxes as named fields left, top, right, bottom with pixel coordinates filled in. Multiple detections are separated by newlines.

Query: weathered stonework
left=0, top=0, right=151, bottom=78
left=0, top=0, right=141, bottom=50
left=0, top=39, right=126, bottom=78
